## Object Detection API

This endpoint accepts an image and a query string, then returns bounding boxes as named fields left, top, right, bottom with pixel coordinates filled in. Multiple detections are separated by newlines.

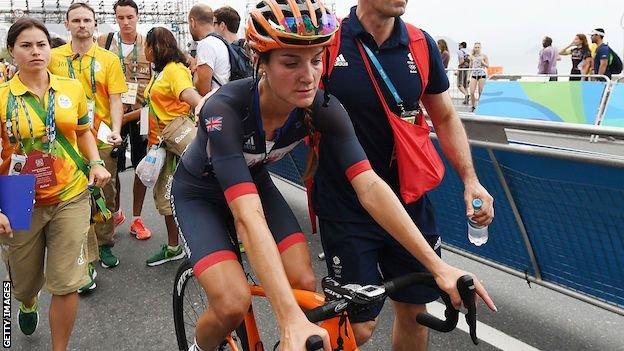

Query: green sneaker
left=78, top=262, right=98, bottom=294
left=99, top=245, right=119, bottom=268
left=18, top=301, right=38, bottom=336
left=146, top=244, right=185, bottom=267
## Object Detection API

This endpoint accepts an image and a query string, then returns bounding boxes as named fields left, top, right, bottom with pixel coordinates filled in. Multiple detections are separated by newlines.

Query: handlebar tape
left=305, top=335, right=325, bottom=351
left=457, top=275, right=479, bottom=345
left=384, top=273, right=436, bottom=295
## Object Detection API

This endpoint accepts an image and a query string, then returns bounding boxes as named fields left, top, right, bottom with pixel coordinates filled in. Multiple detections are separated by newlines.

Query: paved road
left=3, top=170, right=623, bottom=350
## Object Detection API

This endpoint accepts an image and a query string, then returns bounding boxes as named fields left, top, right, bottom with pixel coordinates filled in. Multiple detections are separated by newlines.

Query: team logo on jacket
left=407, top=53, right=418, bottom=74
left=205, top=117, right=223, bottom=132
left=57, top=94, right=72, bottom=109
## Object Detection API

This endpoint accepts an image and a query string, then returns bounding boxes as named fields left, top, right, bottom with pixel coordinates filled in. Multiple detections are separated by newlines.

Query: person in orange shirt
left=49, top=2, right=128, bottom=291
left=141, top=27, right=201, bottom=266
left=0, top=17, right=110, bottom=349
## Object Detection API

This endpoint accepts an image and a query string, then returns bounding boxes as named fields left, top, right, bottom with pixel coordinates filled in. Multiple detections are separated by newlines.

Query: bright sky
left=202, top=0, right=624, bottom=74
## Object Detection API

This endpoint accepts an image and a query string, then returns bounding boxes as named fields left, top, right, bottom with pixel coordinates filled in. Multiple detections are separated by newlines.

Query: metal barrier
left=268, top=115, right=624, bottom=315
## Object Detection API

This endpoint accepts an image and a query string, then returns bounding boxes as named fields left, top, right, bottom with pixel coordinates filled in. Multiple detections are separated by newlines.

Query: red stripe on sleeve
left=193, top=250, right=238, bottom=277
left=277, top=232, right=307, bottom=253
left=224, top=182, right=258, bottom=204
left=345, top=160, right=372, bottom=181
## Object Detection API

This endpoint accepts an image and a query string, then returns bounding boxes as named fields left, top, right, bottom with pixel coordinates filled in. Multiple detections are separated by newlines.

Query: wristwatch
left=89, top=159, right=106, bottom=167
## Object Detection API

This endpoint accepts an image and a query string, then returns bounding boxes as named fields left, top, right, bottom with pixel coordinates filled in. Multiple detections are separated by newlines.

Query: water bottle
left=468, top=198, right=489, bottom=246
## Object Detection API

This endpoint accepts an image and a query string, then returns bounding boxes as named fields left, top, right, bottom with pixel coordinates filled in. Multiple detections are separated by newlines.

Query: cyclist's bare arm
left=422, top=92, right=494, bottom=225
left=228, top=195, right=331, bottom=351
left=349, top=170, right=497, bottom=312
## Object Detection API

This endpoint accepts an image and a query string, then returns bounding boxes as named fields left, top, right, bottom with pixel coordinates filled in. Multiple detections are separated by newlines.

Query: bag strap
left=404, top=24, right=429, bottom=94
left=105, top=32, right=114, bottom=51
left=22, top=95, right=110, bottom=217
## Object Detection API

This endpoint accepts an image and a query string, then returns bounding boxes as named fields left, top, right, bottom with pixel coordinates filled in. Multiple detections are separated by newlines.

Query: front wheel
left=172, top=260, right=248, bottom=351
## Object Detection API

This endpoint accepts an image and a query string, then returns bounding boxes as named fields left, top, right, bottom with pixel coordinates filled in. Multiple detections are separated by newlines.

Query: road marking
left=428, top=302, right=541, bottom=351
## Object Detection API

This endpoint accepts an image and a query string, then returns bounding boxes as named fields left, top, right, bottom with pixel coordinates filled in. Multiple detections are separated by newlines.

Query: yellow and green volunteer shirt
left=145, top=62, right=194, bottom=146
left=0, top=73, right=90, bottom=206
left=49, top=42, right=127, bottom=146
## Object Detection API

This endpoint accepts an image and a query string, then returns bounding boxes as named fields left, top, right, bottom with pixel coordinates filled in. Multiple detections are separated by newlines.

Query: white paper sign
left=97, top=122, right=113, bottom=144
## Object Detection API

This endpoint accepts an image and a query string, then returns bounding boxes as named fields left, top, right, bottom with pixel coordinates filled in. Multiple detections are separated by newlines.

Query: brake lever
left=457, top=275, right=479, bottom=345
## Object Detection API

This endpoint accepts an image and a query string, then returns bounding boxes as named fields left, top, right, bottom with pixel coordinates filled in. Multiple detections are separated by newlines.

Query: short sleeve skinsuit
left=172, top=78, right=371, bottom=276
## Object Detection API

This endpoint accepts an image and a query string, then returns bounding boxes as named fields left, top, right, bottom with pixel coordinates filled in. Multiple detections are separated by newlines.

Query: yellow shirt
left=49, top=42, right=127, bottom=138
left=144, top=62, right=194, bottom=146
left=0, top=73, right=90, bottom=206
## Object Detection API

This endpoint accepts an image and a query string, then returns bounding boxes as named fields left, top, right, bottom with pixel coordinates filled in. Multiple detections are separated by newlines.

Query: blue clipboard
left=0, top=175, right=36, bottom=230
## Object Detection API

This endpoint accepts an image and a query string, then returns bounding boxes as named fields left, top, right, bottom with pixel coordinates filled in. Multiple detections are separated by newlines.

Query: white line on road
left=428, top=302, right=541, bottom=351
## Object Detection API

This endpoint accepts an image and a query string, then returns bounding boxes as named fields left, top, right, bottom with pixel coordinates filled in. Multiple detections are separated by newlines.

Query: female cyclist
left=140, top=27, right=202, bottom=267
left=173, top=1, right=495, bottom=350
left=469, top=42, right=489, bottom=112
left=0, top=18, right=110, bottom=350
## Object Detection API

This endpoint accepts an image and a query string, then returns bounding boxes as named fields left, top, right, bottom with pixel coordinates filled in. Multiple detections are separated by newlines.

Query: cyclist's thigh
left=171, top=177, right=238, bottom=276
left=319, top=219, right=386, bottom=322
left=379, top=232, right=441, bottom=305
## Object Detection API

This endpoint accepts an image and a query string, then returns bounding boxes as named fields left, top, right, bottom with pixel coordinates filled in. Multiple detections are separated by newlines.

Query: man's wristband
left=89, top=159, right=106, bottom=167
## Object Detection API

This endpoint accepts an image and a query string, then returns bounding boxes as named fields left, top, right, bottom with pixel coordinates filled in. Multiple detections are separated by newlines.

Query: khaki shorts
left=1, top=191, right=90, bottom=300
left=154, top=150, right=177, bottom=216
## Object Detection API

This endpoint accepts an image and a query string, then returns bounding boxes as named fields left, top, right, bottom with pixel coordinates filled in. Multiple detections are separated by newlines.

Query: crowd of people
left=0, top=1, right=498, bottom=350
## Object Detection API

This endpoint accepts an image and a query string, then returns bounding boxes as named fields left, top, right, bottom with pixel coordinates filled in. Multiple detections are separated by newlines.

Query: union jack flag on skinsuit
left=205, top=117, right=223, bottom=132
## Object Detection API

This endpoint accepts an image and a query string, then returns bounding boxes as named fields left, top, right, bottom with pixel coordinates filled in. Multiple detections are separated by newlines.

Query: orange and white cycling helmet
left=246, top=0, right=339, bottom=53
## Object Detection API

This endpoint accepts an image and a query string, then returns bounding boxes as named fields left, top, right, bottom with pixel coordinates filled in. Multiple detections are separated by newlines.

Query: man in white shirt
left=188, top=4, right=231, bottom=96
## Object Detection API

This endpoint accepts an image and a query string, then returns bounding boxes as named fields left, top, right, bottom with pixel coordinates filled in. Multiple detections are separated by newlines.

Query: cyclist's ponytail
left=302, top=107, right=318, bottom=181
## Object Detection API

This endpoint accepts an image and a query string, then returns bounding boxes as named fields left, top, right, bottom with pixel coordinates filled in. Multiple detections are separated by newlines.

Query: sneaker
left=130, top=218, right=152, bottom=240
left=18, top=301, right=38, bottom=335
left=78, top=262, right=98, bottom=294
left=99, top=245, right=119, bottom=268
left=146, top=244, right=185, bottom=267
left=113, top=210, right=126, bottom=226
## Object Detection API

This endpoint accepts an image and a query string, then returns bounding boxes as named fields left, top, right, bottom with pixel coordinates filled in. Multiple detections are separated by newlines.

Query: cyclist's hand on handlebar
left=280, top=318, right=331, bottom=351
left=434, top=263, right=497, bottom=312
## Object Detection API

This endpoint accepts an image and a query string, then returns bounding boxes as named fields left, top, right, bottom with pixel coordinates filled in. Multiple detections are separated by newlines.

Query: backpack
left=608, top=47, right=623, bottom=75
left=208, top=34, right=253, bottom=84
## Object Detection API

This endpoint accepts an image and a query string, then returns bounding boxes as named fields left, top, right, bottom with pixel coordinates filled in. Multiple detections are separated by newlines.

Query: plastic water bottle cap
left=472, top=198, right=483, bottom=210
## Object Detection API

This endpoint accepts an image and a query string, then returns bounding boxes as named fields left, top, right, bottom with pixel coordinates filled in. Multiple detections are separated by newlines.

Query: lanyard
left=359, top=41, right=406, bottom=115
left=66, top=54, right=96, bottom=99
left=6, top=90, right=56, bottom=153
left=117, top=32, right=138, bottom=80
left=144, top=72, right=164, bottom=135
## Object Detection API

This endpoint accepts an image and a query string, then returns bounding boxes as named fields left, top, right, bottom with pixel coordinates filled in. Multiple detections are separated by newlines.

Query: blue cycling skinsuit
left=172, top=78, right=372, bottom=276
left=314, top=7, right=450, bottom=322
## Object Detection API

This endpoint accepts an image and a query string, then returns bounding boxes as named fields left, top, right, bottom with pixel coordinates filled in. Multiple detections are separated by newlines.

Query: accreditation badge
left=121, top=82, right=139, bottom=105
left=8, top=153, right=27, bottom=176
left=21, top=151, right=58, bottom=190
left=87, top=100, right=96, bottom=127
left=400, top=109, right=419, bottom=124
left=139, top=106, right=149, bottom=136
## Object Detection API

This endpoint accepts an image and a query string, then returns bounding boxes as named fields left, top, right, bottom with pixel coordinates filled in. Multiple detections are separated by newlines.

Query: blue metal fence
left=268, top=140, right=624, bottom=309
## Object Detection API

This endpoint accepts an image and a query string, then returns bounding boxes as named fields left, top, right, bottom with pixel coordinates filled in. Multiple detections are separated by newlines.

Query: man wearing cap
left=591, top=28, right=613, bottom=78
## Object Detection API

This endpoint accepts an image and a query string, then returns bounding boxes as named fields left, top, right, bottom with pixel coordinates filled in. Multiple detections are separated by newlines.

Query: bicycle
left=173, top=257, right=480, bottom=351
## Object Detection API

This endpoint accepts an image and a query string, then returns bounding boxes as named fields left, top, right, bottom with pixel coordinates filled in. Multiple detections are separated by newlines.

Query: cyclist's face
left=262, top=47, right=324, bottom=108
left=362, top=0, right=407, bottom=18
left=9, top=27, right=51, bottom=72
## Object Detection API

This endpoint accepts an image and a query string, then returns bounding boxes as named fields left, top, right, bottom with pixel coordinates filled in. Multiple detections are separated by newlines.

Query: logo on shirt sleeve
left=205, top=116, right=223, bottom=132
